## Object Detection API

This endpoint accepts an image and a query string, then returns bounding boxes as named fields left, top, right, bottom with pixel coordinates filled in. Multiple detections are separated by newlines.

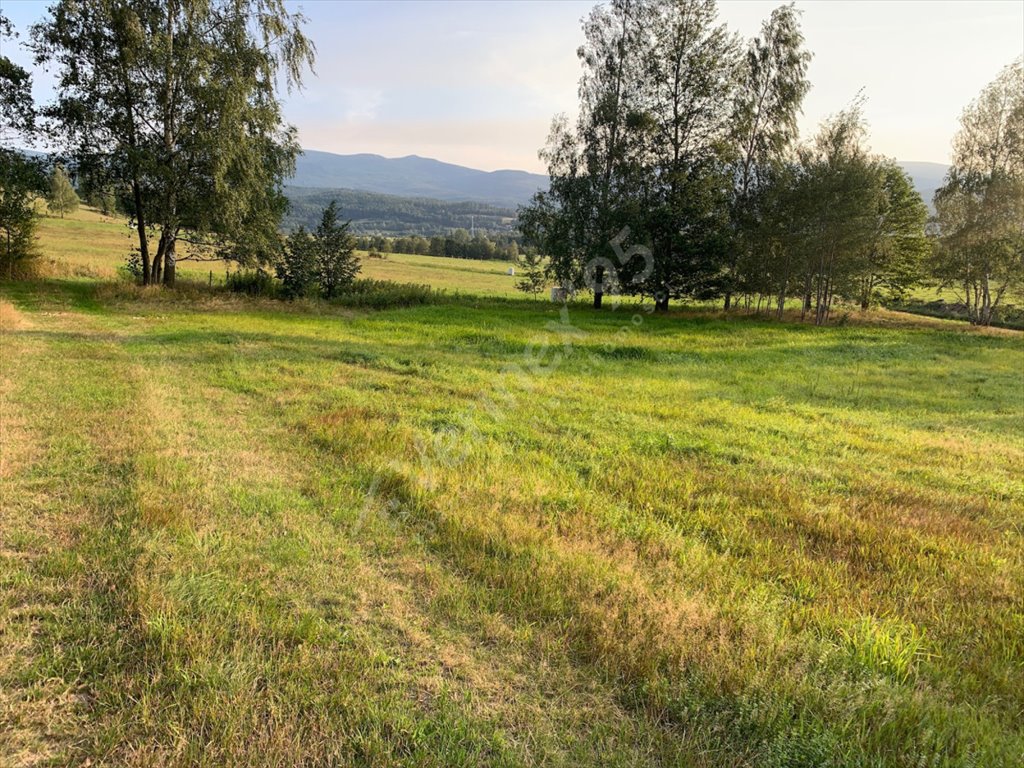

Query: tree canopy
left=933, top=58, right=1023, bottom=325
left=33, top=0, right=315, bottom=285
left=520, top=0, right=935, bottom=323
left=1, top=11, right=44, bottom=278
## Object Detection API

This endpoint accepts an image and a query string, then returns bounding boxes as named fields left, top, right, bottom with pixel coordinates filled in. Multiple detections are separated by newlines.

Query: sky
left=2, top=0, right=1022, bottom=173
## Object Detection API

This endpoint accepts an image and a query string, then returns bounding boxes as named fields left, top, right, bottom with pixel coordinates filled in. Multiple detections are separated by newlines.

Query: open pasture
left=1, top=269, right=1021, bottom=766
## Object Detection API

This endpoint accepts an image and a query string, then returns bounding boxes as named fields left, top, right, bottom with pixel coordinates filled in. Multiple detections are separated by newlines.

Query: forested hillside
left=290, top=150, right=547, bottom=206
left=283, top=186, right=517, bottom=235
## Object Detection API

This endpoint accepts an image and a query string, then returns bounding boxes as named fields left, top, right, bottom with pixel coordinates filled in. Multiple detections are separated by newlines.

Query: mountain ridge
left=291, top=149, right=548, bottom=208
left=291, top=149, right=949, bottom=210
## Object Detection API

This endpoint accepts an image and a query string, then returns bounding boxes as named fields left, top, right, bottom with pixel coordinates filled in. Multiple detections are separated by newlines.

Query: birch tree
left=933, top=58, right=1024, bottom=325
left=33, top=0, right=315, bottom=285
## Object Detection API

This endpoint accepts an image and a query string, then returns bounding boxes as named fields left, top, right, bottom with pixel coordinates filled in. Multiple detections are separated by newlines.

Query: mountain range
left=290, top=150, right=547, bottom=208
left=291, top=149, right=950, bottom=211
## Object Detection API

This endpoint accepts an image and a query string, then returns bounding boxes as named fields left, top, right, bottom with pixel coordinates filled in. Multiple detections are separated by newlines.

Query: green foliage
left=1, top=14, right=42, bottom=280
left=727, top=2, right=812, bottom=305
left=857, top=161, right=931, bottom=306
left=33, top=0, right=315, bottom=285
left=933, top=58, right=1024, bottom=326
left=791, top=103, right=886, bottom=324
left=279, top=226, right=319, bottom=298
left=328, top=278, right=439, bottom=308
left=80, top=181, right=119, bottom=216
left=354, top=231, right=520, bottom=261
left=0, top=152, right=45, bottom=280
left=0, top=196, right=39, bottom=279
left=515, top=250, right=547, bottom=297
left=278, top=202, right=360, bottom=299
left=314, top=202, right=360, bottom=298
left=225, top=268, right=278, bottom=297
left=0, top=12, right=35, bottom=137
left=118, top=250, right=143, bottom=283
left=521, top=0, right=801, bottom=311
left=284, top=187, right=517, bottom=238
left=47, top=164, right=79, bottom=218
left=521, top=2, right=939, bottom=323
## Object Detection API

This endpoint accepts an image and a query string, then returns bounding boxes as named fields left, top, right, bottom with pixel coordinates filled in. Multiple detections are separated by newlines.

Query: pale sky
left=3, top=0, right=1022, bottom=173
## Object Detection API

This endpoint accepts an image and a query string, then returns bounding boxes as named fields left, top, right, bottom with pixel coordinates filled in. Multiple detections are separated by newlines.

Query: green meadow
left=1, top=209, right=1022, bottom=766
left=30, top=205, right=522, bottom=296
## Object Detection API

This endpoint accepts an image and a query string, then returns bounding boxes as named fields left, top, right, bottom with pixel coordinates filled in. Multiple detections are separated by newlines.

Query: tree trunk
left=163, top=237, right=176, bottom=286
left=152, top=234, right=164, bottom=285
left=132, top=180, right=150, bottom=285
left=593, top=264, right=603, bottom=309
left=723, top=292, right=732, bottom=311
left=979, top=273, right=992, bottom=326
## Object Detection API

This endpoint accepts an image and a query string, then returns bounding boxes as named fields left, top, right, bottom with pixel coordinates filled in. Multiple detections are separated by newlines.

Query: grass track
left=1, top=274, right=1022, bottom=766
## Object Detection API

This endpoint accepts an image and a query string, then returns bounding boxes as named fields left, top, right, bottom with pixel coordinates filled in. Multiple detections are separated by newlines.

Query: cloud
left=340, top=88, right=385, bottom=122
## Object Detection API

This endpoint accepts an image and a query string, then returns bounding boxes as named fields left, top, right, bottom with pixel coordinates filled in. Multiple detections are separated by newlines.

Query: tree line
left=2, top=1, right=1020, bottom=324
left=284, top=187, right=517, bottom=237
left=355, top=230, right=520, bottom=261
left=519, top=0, right=1022, bottom=325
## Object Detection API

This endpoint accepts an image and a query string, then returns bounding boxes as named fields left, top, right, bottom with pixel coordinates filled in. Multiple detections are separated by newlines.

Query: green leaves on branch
left=47, top=164, right=79, bottom=218
left=933, top=58, right=1023, bottom=326
left=521, top=0, right=936, bottom=322
left=515, top=250, right=548, bottom=297
left=521, top=0, right=813, bottom=311
left=32, top=0, right=315, bottom=286
left=1, top=12, right=43, bottom=279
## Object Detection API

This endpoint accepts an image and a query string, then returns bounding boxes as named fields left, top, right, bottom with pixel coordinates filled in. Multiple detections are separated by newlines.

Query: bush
left=0, top=213, right=41, bottom=280
left=226, top=269, right=279, bottom=297
left=278, top=202, right=360, bottom=299
left=329, top=279, right=439, bottom=309
left=118, top=251, right=144, bottom=283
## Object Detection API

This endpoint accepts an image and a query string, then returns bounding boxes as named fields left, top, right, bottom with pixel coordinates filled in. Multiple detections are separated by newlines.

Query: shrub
left=226, top=269, right=279, bottom=297
left=118, top=251, right=144, bottom=283
left=329, top=279, right=439, bottom=309
left=0, top=210, right=41, bottom=280
left=278, top=202, right=360, bottom=299
left=515, top=249, right=548, bottom=297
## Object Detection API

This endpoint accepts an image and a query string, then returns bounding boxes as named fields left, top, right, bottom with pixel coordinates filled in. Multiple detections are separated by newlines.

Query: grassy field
left=0, top=210, right=1022, bottom=766
left=32, top=206, right=522, bottom=296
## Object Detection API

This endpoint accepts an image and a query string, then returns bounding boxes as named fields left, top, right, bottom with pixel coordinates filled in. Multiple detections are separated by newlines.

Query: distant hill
left=17, top=146, right=947, bottom=229
left=290, top=150, right=548, bottom=208
left=897, top=161, right=950, bottom=211
left=290, top=150, right=949, bottom=214
left=283, top=186, right=516, bottom=236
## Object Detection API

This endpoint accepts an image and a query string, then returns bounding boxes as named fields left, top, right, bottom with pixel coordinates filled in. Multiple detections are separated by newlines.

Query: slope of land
left=1, top=211, right=1022, bottom=766
left=897, top=160, right=951, bottom=210
left=30, top=207, right=522, bottom=295
left=282, top=187, right=517, bottom=235
left=288, top=151, right=949, bottom=214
